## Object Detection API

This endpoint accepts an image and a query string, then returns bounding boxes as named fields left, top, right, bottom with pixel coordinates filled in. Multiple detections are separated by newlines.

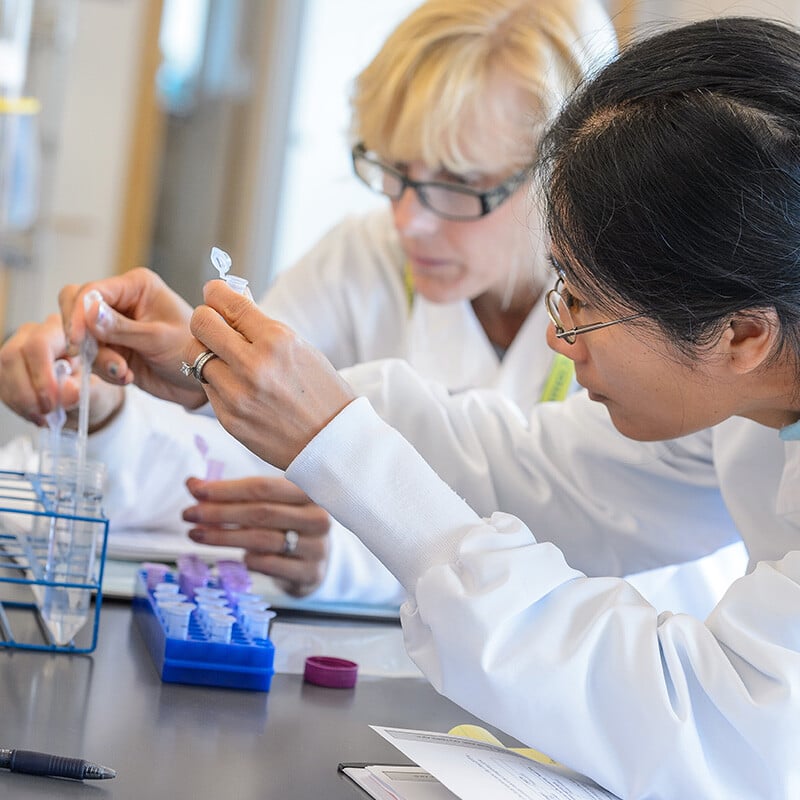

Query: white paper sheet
left=105, top=529, right=244, bottom=562
left=371, top=727, right=621, bottom=800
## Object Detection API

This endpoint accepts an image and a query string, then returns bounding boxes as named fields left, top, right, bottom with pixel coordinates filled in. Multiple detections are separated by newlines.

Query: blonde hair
left=351, top=0, right=618, bottom=173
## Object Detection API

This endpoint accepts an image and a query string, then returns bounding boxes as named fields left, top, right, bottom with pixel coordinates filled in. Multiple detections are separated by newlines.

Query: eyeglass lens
left=546, top=282, right=578, bottom=343
left=550, top=286, right=575, bottom=327
left=354, top=154, right=484, bottom=218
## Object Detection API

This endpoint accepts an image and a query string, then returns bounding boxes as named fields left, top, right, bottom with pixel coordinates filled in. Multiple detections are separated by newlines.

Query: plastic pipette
left=43, top=359, right=72, bottom=476
left=75, top=293, right=100, bottom=494
left=44, top=359, right=71, bottom=433
left=76, top=337, right=97, bottom=465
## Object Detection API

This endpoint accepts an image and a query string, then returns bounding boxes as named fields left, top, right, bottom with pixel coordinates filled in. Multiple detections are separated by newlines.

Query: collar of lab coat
left=776, top=437, right=800, bottom=516
left=405, top=294, right=556, bottom=409
left=774, top=417, right=800, bottom=516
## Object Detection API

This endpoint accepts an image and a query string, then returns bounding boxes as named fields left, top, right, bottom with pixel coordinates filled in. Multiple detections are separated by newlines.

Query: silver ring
left=281, top=529, right=299, bottom=556
left=180, top=350, right=218, bottom=384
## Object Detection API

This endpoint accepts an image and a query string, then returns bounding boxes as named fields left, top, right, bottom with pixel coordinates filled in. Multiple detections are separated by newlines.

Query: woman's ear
left=725, top=309, right=780, bottom=374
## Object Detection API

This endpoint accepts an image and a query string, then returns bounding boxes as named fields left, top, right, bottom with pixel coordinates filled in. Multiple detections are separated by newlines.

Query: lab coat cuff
left=287, top=397, right=483, bottom=591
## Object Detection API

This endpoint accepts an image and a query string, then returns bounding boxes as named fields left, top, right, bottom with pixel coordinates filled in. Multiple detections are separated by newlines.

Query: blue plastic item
left=132, top=570, right=275, bottom=691
left=0, top=469, right=109, bottom=653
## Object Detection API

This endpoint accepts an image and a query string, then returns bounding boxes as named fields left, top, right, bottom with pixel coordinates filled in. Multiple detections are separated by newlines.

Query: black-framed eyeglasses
left=545, top=276, right=644, bottom=344
left=351, top=142, right=531, bottom=221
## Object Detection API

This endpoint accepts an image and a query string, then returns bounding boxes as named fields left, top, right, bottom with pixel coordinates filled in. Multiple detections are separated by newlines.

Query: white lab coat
left=285, top=365, right=800, bottom=799
left=31, top=209, right=741, bottom=607
left=82, top=208, right=577, bottom=604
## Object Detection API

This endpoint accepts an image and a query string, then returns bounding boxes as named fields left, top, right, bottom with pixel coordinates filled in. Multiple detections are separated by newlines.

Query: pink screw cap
left=303, top=656, right=358, bottom=689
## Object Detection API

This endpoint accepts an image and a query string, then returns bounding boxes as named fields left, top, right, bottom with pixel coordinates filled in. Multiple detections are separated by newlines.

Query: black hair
left=538, top=16, right=800, bottom=362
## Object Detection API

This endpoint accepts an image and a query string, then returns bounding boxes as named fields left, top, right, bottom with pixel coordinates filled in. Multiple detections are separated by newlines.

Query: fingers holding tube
left=61, top=269, right=208, bottom=407
left=188, top=280, right=355, bottom=470
left=0, top=315, right=75, bottom=423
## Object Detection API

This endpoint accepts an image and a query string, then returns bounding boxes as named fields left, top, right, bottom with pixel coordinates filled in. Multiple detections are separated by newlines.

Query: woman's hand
left=187, top=280, right=356, bottom=469
left=59, top=268, right=207, bottom=409
left=0, top=313, right=124, bottom=431
left=183, top=475, right=331, bottom=597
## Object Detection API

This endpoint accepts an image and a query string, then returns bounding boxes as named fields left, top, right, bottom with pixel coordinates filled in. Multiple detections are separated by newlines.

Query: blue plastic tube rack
left=132, top=569, right=275, bottom=691
left=0, top=469, right=109, bottom=653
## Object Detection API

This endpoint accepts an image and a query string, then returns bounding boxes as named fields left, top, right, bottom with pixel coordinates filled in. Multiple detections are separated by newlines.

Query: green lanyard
left=538, top=353, right=574, bottom=402
left=404, top=263, right=415, bottom=311
left=403, top=263, right=575, bottom=402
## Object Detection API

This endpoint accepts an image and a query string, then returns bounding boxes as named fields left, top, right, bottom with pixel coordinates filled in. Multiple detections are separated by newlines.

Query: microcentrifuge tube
left=154, top=582, right=180, bottom=596
left=196, top=597, right=230, bottom=630
left=245, top=609, right=276, bottom=640
left=156, top=594, right=188, bottom=615
left=194, top=586, right=226, bottom=600
left=161, top=601, right=195, bottom=639
left=143, top=563, right=170, bottom=590
left=210, top=246, right=231, bottom=278
left=209, top=246, right=252, bottom=298
left=207, top=611, right=236, bottom=644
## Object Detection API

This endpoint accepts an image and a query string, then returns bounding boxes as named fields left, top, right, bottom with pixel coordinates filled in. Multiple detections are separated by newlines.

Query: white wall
left=269, top=0, right=420, bottom=277
left=631, top=0, right=799, bottom=28
left=1, top=0, right=149, bottom=443
left=6, top=0, right=149, bottom=333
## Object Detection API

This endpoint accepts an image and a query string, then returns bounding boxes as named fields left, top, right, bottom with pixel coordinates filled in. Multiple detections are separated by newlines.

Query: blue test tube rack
left=132, top=569, right=275, bottom=691
left=0, top=469, right=110, bottom=653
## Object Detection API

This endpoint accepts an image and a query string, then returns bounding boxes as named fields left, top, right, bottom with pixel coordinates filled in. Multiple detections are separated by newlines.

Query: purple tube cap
left=303, top=656, right=358, bottom=689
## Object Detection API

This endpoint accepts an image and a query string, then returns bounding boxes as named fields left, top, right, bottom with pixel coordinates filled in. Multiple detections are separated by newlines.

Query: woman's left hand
left=187, top=280, right=356, bottom=469
left=184, top=475, right=331, bottom=598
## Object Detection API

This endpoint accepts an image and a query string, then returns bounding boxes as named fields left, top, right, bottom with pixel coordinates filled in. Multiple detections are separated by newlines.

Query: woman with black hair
left=52, top=15, right=800, bottom=798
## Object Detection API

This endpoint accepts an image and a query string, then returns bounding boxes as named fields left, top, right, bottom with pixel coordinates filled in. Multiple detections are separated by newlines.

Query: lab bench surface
left=0, top=600, right=504, bottom=798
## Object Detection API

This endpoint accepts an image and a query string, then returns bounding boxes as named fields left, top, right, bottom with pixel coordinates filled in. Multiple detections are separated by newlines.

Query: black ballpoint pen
left=0, top=748, right=116, bottom=780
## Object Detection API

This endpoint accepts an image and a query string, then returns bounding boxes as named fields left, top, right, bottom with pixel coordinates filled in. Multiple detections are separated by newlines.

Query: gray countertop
left=0, top=600, right=506, bottom=799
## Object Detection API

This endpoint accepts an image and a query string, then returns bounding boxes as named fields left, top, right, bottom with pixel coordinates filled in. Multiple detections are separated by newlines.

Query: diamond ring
left=282, top=530, right=300, bottom=556
left=180, top=349, right=218, bottom=384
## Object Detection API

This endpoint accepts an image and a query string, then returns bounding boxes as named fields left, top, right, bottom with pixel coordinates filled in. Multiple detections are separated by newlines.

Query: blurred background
left=1, top=0, right=798, bottom=441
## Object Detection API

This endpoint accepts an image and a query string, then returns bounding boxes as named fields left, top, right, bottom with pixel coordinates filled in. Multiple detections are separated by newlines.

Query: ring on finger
left=281, top=529, right=300, bottom=556
left=180, top=349, right=218, bottom=384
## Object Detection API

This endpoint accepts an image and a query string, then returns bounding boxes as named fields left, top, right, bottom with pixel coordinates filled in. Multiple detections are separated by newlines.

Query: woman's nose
left=392, top=188, right=440, bottom=236
left=546, top=322, right=582, bottom=362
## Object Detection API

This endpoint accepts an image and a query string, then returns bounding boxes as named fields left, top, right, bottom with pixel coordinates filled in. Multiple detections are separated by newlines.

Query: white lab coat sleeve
left=308, top=517, right=406, bottom=605
left=86, top=386, right=268, bottom=536
left=340, top=359, right=736, bottom=576
left=287, top=398, right=799, bottom=799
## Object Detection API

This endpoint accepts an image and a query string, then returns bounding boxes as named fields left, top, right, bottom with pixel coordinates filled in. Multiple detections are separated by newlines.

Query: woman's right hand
left=0, top=313, right=124, bottom=431
left=59, top=268, right=208, bottom=409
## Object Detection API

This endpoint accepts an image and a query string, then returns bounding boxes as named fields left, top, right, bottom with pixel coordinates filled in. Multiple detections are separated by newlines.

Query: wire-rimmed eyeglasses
left=351, top=142, right=531, bottom=222
left=545, top=276, right=644, bottom=344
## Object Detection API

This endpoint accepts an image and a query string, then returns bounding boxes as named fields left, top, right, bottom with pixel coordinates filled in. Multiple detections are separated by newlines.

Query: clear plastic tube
left=76, top=292, right=100, bottom=499
left=210, top=246, right=252, bottom=298
left=40, top=458, right=106, bottom=645
left=161, top=601, right=196, bottom=640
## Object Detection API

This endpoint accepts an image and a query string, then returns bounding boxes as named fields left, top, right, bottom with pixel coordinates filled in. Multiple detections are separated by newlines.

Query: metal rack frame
left=0, top=469, right=109, bottom=653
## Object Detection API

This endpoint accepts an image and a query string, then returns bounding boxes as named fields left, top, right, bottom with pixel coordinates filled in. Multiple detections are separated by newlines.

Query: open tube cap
left=303, top=656, right=358, bottom=688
